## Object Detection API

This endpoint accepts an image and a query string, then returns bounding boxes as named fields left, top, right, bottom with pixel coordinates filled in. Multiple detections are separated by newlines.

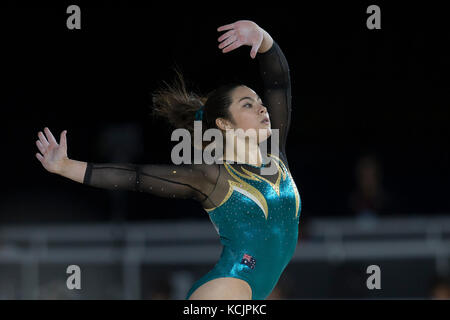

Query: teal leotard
left=185, top=153, right=300, bottom=300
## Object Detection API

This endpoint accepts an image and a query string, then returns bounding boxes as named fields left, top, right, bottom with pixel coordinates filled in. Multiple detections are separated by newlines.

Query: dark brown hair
left=152, top=70, right=243, bottom=140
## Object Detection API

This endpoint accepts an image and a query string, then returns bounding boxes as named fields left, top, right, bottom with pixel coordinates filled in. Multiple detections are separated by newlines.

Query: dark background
left=1, top=1, right=449, bottom=224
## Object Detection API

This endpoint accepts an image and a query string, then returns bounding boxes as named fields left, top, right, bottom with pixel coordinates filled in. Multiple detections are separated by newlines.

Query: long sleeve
left=257, top=41, right=292, bottom=159
left=83, top=162, right=220, bottom=204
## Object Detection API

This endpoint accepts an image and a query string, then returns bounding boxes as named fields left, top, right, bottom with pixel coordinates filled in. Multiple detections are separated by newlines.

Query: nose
left=258, top=103, right=267, bottom=114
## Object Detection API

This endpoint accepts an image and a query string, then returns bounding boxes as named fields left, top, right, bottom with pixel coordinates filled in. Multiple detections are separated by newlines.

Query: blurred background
left=0, top=1, right=449, bottom=299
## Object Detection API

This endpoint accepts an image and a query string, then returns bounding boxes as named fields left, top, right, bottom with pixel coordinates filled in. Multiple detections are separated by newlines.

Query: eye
left=244, top=103, right=252, bottom=108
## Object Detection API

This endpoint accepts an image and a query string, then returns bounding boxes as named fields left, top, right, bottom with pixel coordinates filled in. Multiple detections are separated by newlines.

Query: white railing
left=1, top=215, right=449, bottom=299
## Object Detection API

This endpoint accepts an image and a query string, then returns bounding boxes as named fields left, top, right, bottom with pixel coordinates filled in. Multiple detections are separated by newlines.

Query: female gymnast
left=35, top=20, right=301, bottom=300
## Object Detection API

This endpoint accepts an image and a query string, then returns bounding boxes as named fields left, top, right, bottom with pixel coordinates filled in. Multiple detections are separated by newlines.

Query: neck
left=221, top=135, right=263, bottom=166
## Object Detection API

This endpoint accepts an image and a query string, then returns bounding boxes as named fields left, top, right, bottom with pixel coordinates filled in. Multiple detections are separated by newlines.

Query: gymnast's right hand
left=35, top=127, right=68, bottom=174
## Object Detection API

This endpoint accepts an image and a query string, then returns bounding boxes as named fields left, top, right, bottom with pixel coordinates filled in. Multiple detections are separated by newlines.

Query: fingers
left=44, top=127, right=58, bottom=146
left=219, top=35, right=237, bottom=50
left=38, top=131, right=49, bottom=147
left=60, top=130, right=67, bottom=149
left=217, top=23, right=234, bottom=32
left=36, top=152, right=44, bottom=162
left=36, top=140, right=46, bottom=154
left=222, top=41, right=243, bottom=54
left=250, top=37, right=263, bottom=59
left=218, top=30, right=235, bottom=42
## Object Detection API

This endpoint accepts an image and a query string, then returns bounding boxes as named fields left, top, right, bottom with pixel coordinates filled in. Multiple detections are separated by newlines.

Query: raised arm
left=256, top=40, right=291, bottom=157
left=35, top=127, right=219, bottom=203
left=217, top=20, right=292, bottom=157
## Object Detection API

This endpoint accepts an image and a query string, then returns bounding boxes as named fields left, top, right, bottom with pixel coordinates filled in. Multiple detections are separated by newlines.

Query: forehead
left=231, top=86, right=259, bottom=102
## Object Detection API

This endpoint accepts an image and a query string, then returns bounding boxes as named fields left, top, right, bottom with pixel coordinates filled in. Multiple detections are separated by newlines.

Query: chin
left=258, top=127, right=272, bottom=143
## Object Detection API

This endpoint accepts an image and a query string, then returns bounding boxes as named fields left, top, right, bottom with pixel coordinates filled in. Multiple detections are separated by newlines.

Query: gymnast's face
left=216, top=85, right=272, bottom=142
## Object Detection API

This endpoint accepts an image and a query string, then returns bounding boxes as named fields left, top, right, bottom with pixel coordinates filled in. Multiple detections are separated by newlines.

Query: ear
left=215, top=118, right=232, bottom=131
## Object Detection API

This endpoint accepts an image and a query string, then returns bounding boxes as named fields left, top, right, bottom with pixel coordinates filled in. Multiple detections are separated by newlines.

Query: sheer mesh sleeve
left=83, top=162, right=220, bottom=205
left=257, top=41, right=292, bottom=158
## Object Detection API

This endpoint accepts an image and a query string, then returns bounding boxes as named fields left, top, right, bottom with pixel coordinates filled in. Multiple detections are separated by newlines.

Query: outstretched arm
left=83, top=162, right=218, bottom=202
left=217, top=21, right=292, bottom=157
left=35, top=128, right=219, bottom=203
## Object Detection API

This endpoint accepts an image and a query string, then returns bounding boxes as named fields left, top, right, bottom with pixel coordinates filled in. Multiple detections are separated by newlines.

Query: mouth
left=261, top=118, right=270, bottom=125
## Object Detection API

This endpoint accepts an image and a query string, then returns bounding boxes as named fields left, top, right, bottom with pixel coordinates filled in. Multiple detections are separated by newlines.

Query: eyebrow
left=239, top=96, right=262, bottom=103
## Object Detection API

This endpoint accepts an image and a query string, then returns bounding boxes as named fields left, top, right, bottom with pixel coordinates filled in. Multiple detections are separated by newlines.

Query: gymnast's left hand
left=217, top=20, right=263, bottom=59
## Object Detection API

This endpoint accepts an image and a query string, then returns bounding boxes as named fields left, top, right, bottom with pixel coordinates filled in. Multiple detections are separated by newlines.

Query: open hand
left=35, top=127, right=68, bottom=174
left=217, top=20, right=264, bottom=59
